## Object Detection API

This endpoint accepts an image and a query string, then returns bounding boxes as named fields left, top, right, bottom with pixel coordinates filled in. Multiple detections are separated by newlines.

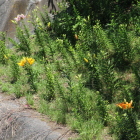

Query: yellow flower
left=116, top=100, right=133, bottom=109
left=17, top=57, right=27, bottom=66
left=27, top=57, right=35, bottom=65
left=47, top=22, right=51, bottom=28
left=17, top=57, right=35, bottom=66
left=75, top=74, right=82, bottom=79
left=84, top=58, right=88, bottom=63
left=4, top=55, right=8, bottom=59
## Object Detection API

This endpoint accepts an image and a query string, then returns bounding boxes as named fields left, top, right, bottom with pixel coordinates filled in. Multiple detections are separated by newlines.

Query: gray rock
left=0, top=0, right=61, bottom=38
left=0, top=94, right=77, bottom=140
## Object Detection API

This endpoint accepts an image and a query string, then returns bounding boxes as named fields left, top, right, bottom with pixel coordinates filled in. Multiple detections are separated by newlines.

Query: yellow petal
left=84, top=58, right=88, bottom=63
left=27, top=58, right=35, bottom=65
left=17, top=62, right=24, bottom=66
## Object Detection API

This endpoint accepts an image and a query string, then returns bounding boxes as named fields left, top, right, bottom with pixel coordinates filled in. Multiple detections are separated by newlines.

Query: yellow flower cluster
left=116, top=100, right=133, bottom=109
left=17, top=57, right=35, bottom=66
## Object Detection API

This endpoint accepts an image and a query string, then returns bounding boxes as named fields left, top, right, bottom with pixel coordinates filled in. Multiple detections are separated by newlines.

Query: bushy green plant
left=44, top=65, right=56, bottom=101
left=10, top=55, right=20, bottom=83
left=0, top=40, right=8, bottom=64
left=67, top=0, right=139, bottom=25
left=114, top=102, right=139, bottom=140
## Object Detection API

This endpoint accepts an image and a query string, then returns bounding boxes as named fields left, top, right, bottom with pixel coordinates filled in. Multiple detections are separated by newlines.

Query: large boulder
left=0, top=0, right=61, bottom=38
left=0, top=94, right=77, bottom=140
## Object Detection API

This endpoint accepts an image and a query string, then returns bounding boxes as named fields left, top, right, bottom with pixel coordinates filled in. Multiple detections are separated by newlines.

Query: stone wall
left=1, top=0, right=29, bottom=37
left=0, top=0, right=13, bottom=32
left=0, top=0, right=61, bottom=38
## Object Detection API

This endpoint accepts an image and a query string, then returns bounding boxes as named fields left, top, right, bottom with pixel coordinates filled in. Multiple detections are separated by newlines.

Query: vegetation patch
left=0, top=1, right=140, bottom=139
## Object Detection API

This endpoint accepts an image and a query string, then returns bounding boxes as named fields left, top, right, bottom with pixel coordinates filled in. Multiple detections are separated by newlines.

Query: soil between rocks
left=0, top=93, right=78, bottom=140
